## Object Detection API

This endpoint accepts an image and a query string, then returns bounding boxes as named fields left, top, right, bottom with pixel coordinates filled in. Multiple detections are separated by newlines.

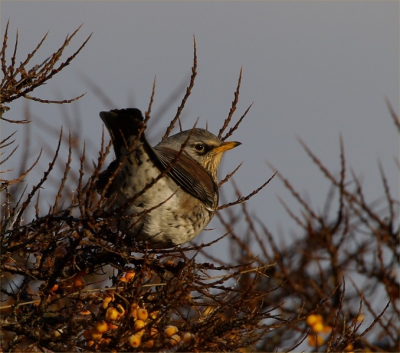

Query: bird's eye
left=194, top=144, right=205, bottom=152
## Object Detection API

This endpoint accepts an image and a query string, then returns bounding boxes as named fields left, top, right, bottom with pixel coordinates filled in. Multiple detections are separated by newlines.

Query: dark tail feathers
left=100, top=108, right=145, bottom=156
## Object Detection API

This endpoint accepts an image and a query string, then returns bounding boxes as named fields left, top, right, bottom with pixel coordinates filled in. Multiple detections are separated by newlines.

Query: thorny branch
left=1, top=21, right=91, bottom=120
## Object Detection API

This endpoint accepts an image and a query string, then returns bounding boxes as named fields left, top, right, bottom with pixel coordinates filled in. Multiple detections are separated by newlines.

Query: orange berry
left=164, top=325, right=178, bottom=337
left=128, top=334, right=141, bottom=348
left=51, top=284, right=59, bottom=291
left=136, top=329, right=145, bottom=337
left=108, top=322, right=118, bottom=330
left=102, top=296, right=113, bottom=309
left=90, top=328, right=102, bottom=341
left=134, top=319, right=146, bottom=331
left=130, top=303, right=139, bottom=319
left=144, top=339, right=155, bottom=348
left=345, top=344, right=354, bottom=351
left=95, top=320, right=108, bottom=334
left=137, top=308, right=148, bottom=321
left=307, top=334, right=324, bottom=347
left=74, top=276, right=85, bottom=288
left=150, top=310, right=159, bottom=320
left=306, top=314, right=323, bottom=327
left=80, top=310, right=91, bottom=315
left=169, top=333, right=181, bottom=346
left=125, top=271, right=135, bottom=280
left=106, top=307, right=119, bottom=321
left=311, top=322, right=324, bottom=333
left=306, top=315, right=317, bottom=326
left=183, top=332, right=193, bottom=344
left=119, top=277, right=128, bottom=283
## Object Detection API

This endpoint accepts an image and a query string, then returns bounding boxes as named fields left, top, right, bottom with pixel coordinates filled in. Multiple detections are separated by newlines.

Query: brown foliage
left=1, top=25, right=398, bottom=352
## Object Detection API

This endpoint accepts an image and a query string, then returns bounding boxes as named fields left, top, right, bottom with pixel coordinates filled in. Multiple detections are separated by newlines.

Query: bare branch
left=163, top=35, right=197, bottom=139
left=218, top=172, right=276, bottom=210
left=219, top=67, right=242, bottom=139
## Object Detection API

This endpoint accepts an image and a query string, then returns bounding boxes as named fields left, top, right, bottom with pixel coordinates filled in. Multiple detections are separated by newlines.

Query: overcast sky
left=2, top=1, right=398, bottom=258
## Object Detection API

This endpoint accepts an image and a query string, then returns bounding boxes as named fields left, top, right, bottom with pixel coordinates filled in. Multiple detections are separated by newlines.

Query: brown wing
left=152, top=146, right=218, bottom=210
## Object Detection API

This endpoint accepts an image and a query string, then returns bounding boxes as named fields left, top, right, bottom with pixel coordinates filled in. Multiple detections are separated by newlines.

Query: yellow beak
left=213, top=141, right=241, bottom=154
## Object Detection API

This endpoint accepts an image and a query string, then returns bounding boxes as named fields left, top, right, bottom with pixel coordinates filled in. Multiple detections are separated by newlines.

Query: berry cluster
left=306, top=314, right=355, bottom=352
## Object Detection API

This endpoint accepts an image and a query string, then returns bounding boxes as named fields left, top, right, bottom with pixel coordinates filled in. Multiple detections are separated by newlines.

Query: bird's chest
left=113, top=146, right=184, bottom=215
left=141, top=190, right=214, bottom=247
left=116, top=145, right=160, bottom=195
left=110, top=144, right=215, bottom=247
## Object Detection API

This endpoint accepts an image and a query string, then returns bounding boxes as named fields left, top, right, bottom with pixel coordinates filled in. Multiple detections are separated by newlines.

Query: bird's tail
left=100, top=108, right=146, bottom=156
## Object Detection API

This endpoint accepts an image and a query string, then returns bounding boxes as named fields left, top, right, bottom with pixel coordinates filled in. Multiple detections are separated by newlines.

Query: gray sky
left=2, top=1, right=398, bottom=256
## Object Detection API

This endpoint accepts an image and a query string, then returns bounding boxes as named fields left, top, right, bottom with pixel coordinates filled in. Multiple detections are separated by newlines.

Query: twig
left=163, top=35, right=197, bottom=139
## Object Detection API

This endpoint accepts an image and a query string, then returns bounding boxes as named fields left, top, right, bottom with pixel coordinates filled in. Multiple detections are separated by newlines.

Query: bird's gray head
left=156, top=128, right=241, bottom=180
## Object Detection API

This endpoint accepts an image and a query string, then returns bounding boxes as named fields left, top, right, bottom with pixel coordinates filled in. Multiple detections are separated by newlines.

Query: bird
left=96, top=108, right=241, bottom=248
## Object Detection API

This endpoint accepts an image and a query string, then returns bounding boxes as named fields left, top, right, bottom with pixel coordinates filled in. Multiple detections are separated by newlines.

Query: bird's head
left=156, top=128, right=241, bottom=180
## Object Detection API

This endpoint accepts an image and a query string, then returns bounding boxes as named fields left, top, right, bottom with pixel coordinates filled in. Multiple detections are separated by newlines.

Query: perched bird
left=96, top=108, right=241, bottom=248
